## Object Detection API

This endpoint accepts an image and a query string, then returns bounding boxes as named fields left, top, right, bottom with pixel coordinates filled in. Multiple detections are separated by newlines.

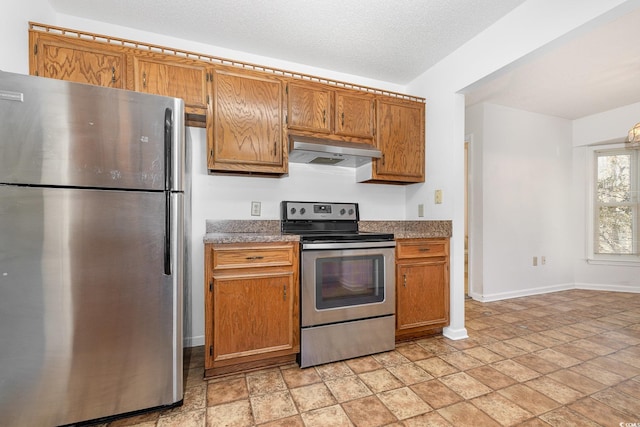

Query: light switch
left=251, top=201, right=261, bottom=216
left=418, top=204, right=424, bottom=217
left=435, top=190, right=443, bottom=204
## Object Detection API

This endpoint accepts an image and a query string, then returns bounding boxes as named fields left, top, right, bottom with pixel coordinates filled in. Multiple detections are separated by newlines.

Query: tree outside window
left=594, top=149, right=639, bottom=256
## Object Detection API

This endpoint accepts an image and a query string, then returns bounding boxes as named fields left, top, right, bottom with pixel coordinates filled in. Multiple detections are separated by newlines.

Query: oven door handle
left=302, top=240, right=396, bottom=250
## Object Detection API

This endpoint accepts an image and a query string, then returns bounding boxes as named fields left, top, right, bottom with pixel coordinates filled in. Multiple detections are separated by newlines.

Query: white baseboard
left=183, top=335, right=205, bottom=348
left=443, top=326, right=469, bottom=340
left=471, top=283, right=574, bottom=302
left=470, top=282, right=640, bottom=303
left=574, top=283, right=640, bottom=293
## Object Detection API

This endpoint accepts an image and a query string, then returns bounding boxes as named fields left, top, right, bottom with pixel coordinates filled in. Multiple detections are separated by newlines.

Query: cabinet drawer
left=212, top=243, right=295, bottom=270
left=396, top=239, right=448, bottom=259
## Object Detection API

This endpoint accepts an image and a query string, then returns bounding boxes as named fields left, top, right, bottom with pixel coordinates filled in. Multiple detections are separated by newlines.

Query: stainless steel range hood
left=288, top=135, right=381, bottom=168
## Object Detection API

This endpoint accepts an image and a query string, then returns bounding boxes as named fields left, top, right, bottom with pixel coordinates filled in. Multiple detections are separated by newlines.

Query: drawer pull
left=419, top=248, right=431, bottom=252
left=245, top=256, right=264, bottom=260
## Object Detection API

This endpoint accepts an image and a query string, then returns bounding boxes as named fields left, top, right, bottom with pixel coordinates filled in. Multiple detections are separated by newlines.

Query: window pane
left=597, top=206, right=633, bottom=254
left=597, top=153, right=631, bottom=203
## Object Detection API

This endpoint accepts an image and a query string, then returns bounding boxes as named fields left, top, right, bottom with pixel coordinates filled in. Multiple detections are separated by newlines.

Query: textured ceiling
left=47, top=0, right=640, bottom=120
left=47, top=0, right=527, bottom=84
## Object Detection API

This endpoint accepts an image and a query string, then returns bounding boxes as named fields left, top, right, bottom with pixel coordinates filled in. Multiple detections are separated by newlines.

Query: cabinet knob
left=283, top=284, right=287, bottom=301
left=142, top=71, right=147, bottom=88
left=323, top=110, right=326, bottom=124
left=403, top=273, right=407, bottom=288
left=341, top=112, right=345, bottom=127
left=111, top=66, right=116, bottom=84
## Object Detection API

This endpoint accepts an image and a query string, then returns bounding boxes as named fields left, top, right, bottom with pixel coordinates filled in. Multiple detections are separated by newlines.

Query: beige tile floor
left=107, top=289, right=640, bottom=426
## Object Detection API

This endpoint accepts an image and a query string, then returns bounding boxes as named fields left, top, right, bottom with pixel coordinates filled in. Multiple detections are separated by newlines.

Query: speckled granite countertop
left=359, top=220, right=452, bottom=239
left=203, top=220, right=299, bottom=244
left=203, top=219, right=451, bottom=244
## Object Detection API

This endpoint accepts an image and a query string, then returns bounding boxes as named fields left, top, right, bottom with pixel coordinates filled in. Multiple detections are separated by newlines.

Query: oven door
left=300, top=242, right=395, bottom=327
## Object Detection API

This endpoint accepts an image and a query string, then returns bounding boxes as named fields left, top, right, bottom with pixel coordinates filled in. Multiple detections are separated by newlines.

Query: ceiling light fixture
left=626, top=122, right=640, bottom=149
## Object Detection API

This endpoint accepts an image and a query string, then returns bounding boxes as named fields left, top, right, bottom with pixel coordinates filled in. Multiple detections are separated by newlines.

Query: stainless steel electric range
left=281, top=201, right=396, bottom=368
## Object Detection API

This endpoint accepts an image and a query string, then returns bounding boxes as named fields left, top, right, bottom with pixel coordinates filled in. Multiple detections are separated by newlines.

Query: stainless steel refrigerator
left=0, top=71, right=189, bottom=426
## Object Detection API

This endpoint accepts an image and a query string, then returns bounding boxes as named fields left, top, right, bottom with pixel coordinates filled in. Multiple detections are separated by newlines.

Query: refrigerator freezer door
left=0, top=185, right=183, bottom=426
left=0, top=71, right=185, bottom=192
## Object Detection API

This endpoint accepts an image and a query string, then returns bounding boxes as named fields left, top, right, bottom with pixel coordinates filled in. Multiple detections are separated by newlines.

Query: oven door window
left=315, top=255, right=385, bottom=309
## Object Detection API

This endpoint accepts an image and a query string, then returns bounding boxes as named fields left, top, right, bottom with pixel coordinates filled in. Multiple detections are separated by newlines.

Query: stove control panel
left=282, top=201, right=358, bottom=221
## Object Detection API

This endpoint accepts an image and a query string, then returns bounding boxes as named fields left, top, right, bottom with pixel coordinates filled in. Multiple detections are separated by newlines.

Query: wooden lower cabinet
left=395, top=238, right=450, bottom=340
left=204, top=242, right=299, bottom=377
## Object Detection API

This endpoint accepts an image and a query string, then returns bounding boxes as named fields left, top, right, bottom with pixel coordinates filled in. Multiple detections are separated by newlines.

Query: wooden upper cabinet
left=286, top=81, right=375, bottom=143
left=209, top=68, right=287, bottom=174
left=369, top=98, right=425, bottom=183
left=287, top=82, right=331, bottom=134
left=132, top=56, right=208, bottom=115
left=30, top=31, right=126, bottom=89
left=28, top=24, right=426, bottom=180
left=335, top=90, right=375, bottom=139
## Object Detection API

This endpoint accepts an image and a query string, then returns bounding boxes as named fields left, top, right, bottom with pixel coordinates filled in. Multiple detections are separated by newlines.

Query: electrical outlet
left=251, top=201, right=261, bottom=216
left=418, top=204, right=424, bottom=217
left=533, top=256, right=538, bottom=266
left=541, top=256, right=546, bottom=265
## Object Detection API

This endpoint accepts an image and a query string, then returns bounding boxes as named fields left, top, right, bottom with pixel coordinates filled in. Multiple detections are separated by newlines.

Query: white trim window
left=589, top=145, right=639, bottom=263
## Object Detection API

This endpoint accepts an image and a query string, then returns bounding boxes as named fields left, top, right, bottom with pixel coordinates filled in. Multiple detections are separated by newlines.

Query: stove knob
left=340, top=208, right=346, bottom=215
left=348, top=208, right=355, bottom=216
left=300, top=208, right=306, bottom=215
left=290, top=207, right=297, bottom=215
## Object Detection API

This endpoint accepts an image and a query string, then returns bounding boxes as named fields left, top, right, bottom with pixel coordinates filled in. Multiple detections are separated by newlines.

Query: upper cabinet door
left=30, top=32, right=126, bottom=89
left=209, top=68, right=287, bottom=174
left=133, top=56, right=208, bottom=114
left=335, top=91, right=375, bottom=139
left=374, top=98, right=425, bottom=182
left=287, top=82, right=332, bottom=134
left=286, top=81, right=376, bottom=144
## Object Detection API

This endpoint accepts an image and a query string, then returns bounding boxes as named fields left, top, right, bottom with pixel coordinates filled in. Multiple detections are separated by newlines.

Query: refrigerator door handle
left=164, top=108, right=173, bottom=275
left=164, top=192, right=171, bottom=275
left=164, top=108, right=173, bottom=191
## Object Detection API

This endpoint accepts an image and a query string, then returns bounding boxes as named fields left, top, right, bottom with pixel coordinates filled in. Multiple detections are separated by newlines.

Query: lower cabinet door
left=396, top=259, right=449, bottom=332
left=213, top=273, right=295, bottom=362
